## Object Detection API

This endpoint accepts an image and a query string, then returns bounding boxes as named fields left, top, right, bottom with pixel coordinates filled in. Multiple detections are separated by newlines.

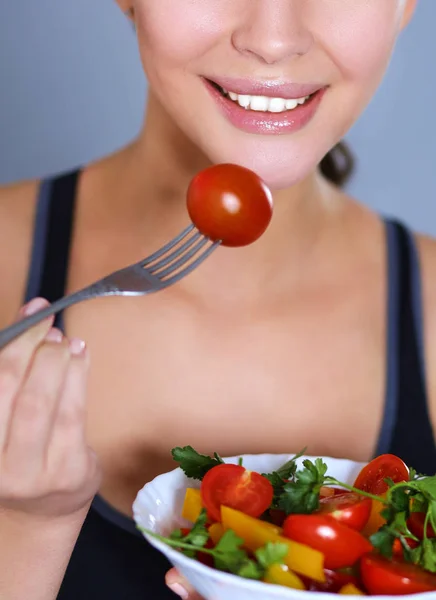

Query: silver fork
left=0, top=224, right=219, bottom=350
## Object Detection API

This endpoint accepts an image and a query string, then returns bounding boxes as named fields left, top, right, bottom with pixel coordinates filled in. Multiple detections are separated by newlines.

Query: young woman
left=0, top=1, right=434, bottom=599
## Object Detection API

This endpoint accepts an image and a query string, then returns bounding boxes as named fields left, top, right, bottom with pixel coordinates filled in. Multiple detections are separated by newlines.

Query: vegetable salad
left=142, top=448, right=436, bottom=596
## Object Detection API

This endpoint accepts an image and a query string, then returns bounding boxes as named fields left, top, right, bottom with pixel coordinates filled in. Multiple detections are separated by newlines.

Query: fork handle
left=0, top=283, right=105, bottom=350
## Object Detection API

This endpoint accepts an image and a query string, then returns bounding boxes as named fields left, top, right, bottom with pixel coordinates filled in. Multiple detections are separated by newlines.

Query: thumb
left=165, top=568, right=203, bottom=599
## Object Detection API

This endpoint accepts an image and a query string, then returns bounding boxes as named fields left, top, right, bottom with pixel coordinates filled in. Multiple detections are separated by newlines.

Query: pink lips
left=204, top=77, right=326, bottom=135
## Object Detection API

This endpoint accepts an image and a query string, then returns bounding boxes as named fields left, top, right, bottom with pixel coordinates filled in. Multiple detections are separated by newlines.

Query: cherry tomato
left=304, top=569, right=360, bottom=593
left=268, top=508, right=287, bottom=527
left=353, top=454, right=409, bottom=495
left=392, top=537, right=419, bottom=557
left=201, top=464, right=273, bottom=522
left=187, top=164, right=273, bottom=247
left=361, top=554, right=436, bottom=595
left=282, top=514, right=373, bottom=569
left=319, top=487, right=349, bottom=499
left=408, top=512, right=436, bottom=540
left=317, top=493, right=372, bottom=531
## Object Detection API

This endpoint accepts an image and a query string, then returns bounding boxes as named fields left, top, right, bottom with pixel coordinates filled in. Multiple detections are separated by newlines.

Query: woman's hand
left=0, top=297, right=101, bottom=599
left=166, top=568, right=204, bottom=599
left=0, top=297, right=101, bottom=519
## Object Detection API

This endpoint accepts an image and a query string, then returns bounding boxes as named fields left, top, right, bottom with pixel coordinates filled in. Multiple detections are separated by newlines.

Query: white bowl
left=133, top=453, right=434, bottom=599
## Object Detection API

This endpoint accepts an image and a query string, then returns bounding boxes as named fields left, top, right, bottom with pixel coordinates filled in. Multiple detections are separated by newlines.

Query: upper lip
left=206, top=76, right=325, bottom=99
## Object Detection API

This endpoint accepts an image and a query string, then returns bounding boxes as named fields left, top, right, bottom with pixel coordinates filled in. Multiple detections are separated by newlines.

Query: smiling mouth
left=207, top=79, right=315, bottom=114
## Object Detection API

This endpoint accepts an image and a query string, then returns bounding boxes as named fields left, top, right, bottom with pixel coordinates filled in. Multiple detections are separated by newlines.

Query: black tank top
left=24, top=171, right=436, bottom=599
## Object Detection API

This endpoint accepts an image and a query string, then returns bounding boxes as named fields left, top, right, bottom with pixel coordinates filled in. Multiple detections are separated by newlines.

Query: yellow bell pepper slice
left=221, top=506, right=325, bottom=582
left=208, top=523, right=225, bottom=545
left=263, top=563, right=305, bottom=590
left=362, top=498, right=386, bottom=537
left=181, top=488, right=203, bottom=523
left=339, top=583, right=365, bottom=595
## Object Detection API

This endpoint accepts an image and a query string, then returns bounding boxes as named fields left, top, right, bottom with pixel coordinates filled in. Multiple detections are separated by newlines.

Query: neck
left=102, top=92, right=345, bottom=304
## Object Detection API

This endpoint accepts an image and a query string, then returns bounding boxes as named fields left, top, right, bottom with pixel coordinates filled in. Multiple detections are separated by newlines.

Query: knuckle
left=39, top=339, right=70, bottom=364
left=56, top=404, right=85, bottom=431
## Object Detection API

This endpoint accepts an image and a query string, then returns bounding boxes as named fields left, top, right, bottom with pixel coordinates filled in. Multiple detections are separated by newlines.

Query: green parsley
left=278, top=458, right=328, bottom=514
left=141, top=513, right=288, bottom=581
left=171, top=446, right=224, bottom=480
left=276, top=456, right=436, bottom=573
left=262, top=449, right=306, bottom=507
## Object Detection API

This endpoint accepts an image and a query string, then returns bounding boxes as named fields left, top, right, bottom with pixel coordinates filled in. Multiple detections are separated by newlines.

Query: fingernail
left=45, top=328, right=63, bottom=343
left=69, top=338, right=86, bottom=356
left=168, top=583, right=189, bottom=599
left=23, top=297, right=48, bottom=316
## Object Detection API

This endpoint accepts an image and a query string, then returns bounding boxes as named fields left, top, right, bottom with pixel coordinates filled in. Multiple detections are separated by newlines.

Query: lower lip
left=204, top=79, right=325, bottom=135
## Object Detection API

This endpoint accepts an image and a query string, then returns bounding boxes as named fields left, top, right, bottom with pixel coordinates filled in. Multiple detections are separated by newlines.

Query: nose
left=232, top=0, right=314, bottom=65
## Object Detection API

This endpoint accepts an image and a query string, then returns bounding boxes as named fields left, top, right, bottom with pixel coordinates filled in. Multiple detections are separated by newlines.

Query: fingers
left=48, top=339, right=93, bottom=476
left=0, top=298, right=54, bottom=449
left=166, top=569, right=203, bottom=600
left=4, top=333, right=71, bottom=473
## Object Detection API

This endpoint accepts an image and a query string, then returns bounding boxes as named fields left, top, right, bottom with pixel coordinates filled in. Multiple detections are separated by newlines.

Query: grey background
left=1, top=1, right=435, bottom=234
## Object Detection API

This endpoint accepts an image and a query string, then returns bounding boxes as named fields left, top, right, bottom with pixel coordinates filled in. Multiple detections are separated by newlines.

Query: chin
left=203, top=137, right=324, bottom=191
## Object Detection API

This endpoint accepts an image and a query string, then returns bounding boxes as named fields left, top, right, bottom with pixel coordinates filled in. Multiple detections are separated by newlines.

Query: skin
left=1, top=0, right=435, bottom=598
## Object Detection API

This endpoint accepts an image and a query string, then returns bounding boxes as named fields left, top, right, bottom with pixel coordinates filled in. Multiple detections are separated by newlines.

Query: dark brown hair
left=319, top=141, right=354, bottom=187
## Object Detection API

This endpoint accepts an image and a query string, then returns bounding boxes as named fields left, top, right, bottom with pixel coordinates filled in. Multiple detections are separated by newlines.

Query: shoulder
left=415, top=233, right=436, bottom=431
left=0, top=178, right=40, bottom=239
left=0, top=179, right=40, bottom=327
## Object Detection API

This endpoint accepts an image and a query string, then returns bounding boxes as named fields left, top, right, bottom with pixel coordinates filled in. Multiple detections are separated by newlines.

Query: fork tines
left=141, top=224, right=219, bottom=285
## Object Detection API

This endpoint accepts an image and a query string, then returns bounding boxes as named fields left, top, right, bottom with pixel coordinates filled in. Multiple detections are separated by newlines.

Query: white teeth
left=268, top=98, right=286, bottom=113
left=224, top=90, right=311, bottom=113
left=250, top=96, right=269, bottom=111
left=237, top=94, right=251, bottom=109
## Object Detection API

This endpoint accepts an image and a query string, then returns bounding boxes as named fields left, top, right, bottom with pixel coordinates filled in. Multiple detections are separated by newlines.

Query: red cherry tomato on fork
left=353, top=454, right=409, bottom=494
left=317, top=492, right=372, bottom=531
left=282, top=514, right=373, bottom=570
left=361, top=554, right=436, bottom=595
left=200, top=464, right=273, bottom=522
left=187, top=164, right=273, bottom=247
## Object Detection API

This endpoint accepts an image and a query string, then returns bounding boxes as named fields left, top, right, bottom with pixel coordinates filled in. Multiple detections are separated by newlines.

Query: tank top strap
left=380, top=219, right=436, bottom=473
left=24, top=170, right=79, bottom=328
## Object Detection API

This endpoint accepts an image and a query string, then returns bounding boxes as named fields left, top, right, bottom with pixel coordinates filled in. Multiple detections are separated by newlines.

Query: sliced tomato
left=317, top=493, right=372, bottom=531
left=408, top=512, right=436, bottom=540
left=282, top=514, right=373, bottom=569
left=353, top=454, right=409, bottom=495
left=320, top=486, right=349, bottom=499
left=392, top=537, right=419, bottom=557
left=201, top=464, right=273, bottom=522
left=304, top=569, right=361, bottom=593
left=361, top=554, right=436, bottom=595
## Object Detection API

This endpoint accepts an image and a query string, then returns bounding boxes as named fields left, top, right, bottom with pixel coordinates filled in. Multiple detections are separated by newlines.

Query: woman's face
left=125, top=0, right=415, bottom=190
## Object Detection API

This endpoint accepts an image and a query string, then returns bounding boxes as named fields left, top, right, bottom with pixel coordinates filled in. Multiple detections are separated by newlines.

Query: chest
left=64, top=284, right=386, bottom=512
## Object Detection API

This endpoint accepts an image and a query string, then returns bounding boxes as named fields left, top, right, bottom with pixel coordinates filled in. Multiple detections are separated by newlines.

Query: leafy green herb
left=255, top=542, right=288, bottom=569
left=410, top=538, right=436, bottom=573
left=278, top=458, right=328, bottom=514
left=169, top=509, right=210, bottom=556
left=262, top=449, right=306, bottom=506
left=171, top=446, right=436, bottom=575
left=141, top=514, right=288, bottom=581
left=171, top=446, right=224, bottom=480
